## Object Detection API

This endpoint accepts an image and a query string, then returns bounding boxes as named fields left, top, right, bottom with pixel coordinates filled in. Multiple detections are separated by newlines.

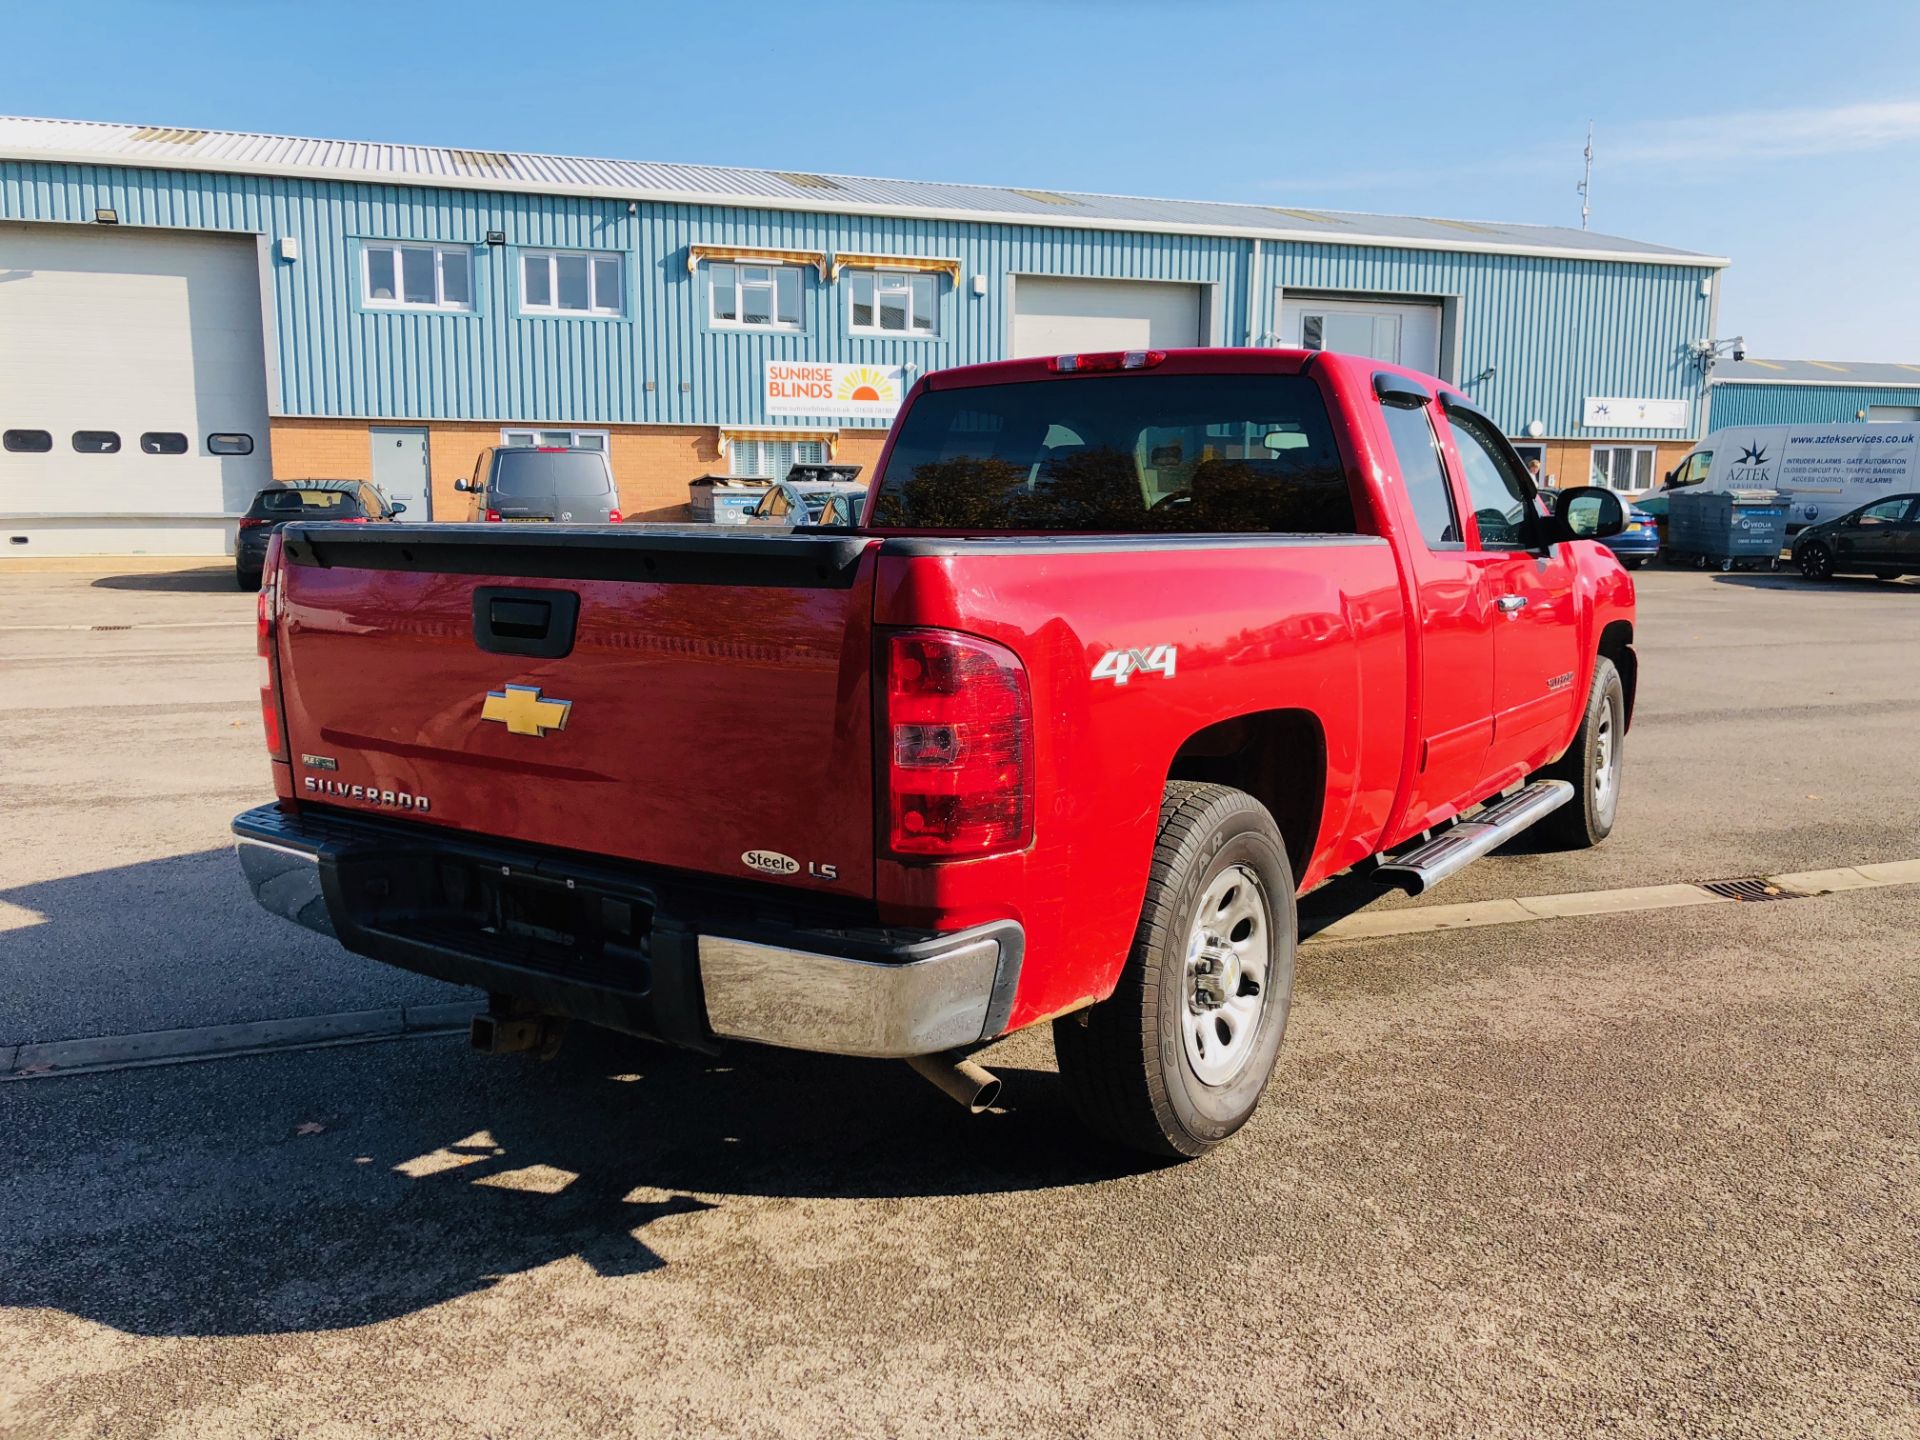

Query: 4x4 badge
left=481, top=684, right=572, bottom=737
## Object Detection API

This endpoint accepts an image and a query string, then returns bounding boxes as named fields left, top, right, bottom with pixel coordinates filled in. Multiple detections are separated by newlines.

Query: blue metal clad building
left=1707, top=358, right=1920, bottom=431
left=0, top=115, right=1727, bottom=552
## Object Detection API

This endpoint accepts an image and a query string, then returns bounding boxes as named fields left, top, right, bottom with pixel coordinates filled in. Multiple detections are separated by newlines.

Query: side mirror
left=390, top=502, right=407, bottom=515
left=452, top=478, right=470, bottom=493
left=1552, top=486, right=1626, bottom=542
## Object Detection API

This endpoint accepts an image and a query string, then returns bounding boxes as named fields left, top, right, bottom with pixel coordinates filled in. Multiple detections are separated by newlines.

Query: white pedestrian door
left=371, top=428, right=431, bottom=521
left=1279, top=295, right=1442, bottom=374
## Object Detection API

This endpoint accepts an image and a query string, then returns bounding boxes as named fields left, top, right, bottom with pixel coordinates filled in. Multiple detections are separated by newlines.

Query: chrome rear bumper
left=233, top=803, right=1021, bottom=1059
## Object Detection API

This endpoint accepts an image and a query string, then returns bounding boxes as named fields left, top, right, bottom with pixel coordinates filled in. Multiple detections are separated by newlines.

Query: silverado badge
left=481, top=684, right=572, bottom=737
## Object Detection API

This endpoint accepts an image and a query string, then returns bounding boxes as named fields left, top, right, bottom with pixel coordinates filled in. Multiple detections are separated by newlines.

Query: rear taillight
left=608, top=508, right=623, bottom=524
left=237, top=516, right=269, bottom=530
left=256, top=551, right=285, bottom=757
left=884, top=629, right=1032, bottom=858
left=1045, top=350, right=1165, bottom=373
left=485, top=509, right=502, bottom=523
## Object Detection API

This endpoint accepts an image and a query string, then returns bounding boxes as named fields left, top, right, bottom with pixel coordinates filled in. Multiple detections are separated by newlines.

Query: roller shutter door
left=0, top=221, right=273, bottom=556
left=1011, top=277, right=1202, bottom=359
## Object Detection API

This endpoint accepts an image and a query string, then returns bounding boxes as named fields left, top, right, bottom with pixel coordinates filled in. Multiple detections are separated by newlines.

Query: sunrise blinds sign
left=765, top=362, right=906, bottom=420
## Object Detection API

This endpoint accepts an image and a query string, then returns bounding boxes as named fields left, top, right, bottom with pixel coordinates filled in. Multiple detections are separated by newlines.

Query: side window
left=1445, top=408, right=1535, bottom=551
left=761, top=488, right=791, bottom=519
left=1379, top=401, right=1459, bottom=547
left=1857, top=498, right=1907, bottom=525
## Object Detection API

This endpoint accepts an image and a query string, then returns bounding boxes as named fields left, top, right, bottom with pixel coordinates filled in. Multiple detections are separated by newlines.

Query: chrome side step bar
left=1372, top=781, right=1575, bottom=896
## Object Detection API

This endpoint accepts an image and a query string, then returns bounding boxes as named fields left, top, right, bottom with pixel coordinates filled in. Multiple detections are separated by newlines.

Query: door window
left=1855, top=498, right=1909, bottom=525
left=1379, top=402, right=1460, bottom=547
left=1591, top=445, right=1655, bottom=492
left=1445, top=409, right=1536, bottom=551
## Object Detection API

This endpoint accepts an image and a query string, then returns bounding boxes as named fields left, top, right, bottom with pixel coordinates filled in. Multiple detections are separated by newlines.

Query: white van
left=1659, top=423, right=1920, bottom=532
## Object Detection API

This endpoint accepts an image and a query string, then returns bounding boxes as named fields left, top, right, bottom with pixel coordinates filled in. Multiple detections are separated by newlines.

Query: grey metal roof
left=1713, top=357, right=1920, bottom=386
left=0, top=115, right=1727, bottom=267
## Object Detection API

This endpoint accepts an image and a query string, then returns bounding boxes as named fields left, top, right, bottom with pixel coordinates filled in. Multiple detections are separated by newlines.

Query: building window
left=363, top=243, right=473, bottom=311
left=501, top=428, right=609, bottom=451
left=141, top=432, right=189, bottom=455
left=3, top=429, right=52, bottom=453
left=1591, top=445, right=1655, bottom=492
left=729, top=437, right=827, bottom=479
left=72, top=430, right=121, bottom=454
left=709, top=263, right=803, bottom=330
left=208, top=432, right=255, bottom=455
left=848, top=269, right=938, bottom=335
left=520, top=251, right=622, bottom=316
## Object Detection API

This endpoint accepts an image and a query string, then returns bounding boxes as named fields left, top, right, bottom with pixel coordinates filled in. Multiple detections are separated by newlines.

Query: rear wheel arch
left=1167, top=708, right=1326, bottom=883
left=1598, top=620, right=1636, bottom=729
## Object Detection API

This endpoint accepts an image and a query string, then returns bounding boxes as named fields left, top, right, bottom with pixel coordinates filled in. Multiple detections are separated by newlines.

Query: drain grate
left=89, top=624, right=132, bottom=631
left=1701, top=878, right=1810, bottom=902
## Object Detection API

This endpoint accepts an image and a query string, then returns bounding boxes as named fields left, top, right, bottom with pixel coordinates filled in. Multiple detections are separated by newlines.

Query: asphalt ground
left=1, top=561, right=1916, bottom=1438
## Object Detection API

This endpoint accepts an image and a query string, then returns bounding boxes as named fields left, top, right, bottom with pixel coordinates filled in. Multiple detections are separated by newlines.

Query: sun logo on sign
left=835, top=366, right=898, bottom=405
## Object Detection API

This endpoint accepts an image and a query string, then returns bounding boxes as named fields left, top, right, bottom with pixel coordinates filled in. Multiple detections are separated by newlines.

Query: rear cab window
left=489, top=449, right=613, bottom=499
left=870, top=373, right=1356, bottom=533
left=250, top=489, right=356, bottom=517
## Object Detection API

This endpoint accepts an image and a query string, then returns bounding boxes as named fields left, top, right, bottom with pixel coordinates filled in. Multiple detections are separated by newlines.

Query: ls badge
left=481, top=684, right=572, bottom=737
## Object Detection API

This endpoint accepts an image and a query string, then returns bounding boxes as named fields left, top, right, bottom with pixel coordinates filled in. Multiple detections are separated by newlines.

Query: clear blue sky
left=12, top=0, right=1918, bottom=360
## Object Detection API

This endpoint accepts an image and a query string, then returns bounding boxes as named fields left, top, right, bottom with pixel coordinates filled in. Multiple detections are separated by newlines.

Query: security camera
left=1732, top=344, right=1746, bottom=362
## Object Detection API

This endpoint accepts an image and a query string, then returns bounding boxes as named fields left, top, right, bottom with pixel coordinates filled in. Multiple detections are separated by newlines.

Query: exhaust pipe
left=907, top=1051, right=1002, bottom=1114
left=471, top=1000, right=566, bottom=1059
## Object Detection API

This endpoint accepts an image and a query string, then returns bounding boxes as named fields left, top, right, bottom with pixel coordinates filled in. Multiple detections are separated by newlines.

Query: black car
left=1792, top=492, right=1920, bottom=581
left=235, top=480, right=402, bottom=589
left=452, top=446, right=621, bottom=524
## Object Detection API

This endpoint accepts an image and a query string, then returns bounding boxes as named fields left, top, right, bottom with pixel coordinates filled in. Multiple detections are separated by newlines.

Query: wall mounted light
left=972, top=273, right=988, bottom=296
left=276, top=236, right=299, bottom=262
left=1526, top=419, right=1546, bottom=438
left=94, top=207, right=119, bottom=225
left=485, top=231, right=505, bottom=246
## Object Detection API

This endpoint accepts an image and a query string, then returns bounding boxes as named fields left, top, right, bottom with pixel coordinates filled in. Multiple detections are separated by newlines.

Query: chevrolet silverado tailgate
left=273, top=524, right=879, bottom=898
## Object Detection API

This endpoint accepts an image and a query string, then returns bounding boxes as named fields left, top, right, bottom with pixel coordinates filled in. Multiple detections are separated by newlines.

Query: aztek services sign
left=765, top=361, right=906, bottom=420
left=1582, top=396, right=1690, bottom=430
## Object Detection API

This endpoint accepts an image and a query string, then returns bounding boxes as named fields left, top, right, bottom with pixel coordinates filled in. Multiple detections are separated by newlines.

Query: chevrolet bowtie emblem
left=481, top=684, right=572, bottom=737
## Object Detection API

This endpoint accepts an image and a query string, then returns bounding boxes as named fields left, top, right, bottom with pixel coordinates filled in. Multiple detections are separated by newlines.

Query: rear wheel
left=1053, top=782, right=1296, bottom=1159
left=1533, top=656, right=1624, bottom=849
left=1799, top=543, right=1834, bottom=580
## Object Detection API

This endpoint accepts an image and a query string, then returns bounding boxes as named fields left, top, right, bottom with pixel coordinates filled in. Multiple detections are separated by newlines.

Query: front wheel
left=1533, top=655, right=1625, bottom=849
left=1799, top=543, right=1834, bottom=581
left=1053, top=782, right=1297, bottom=1159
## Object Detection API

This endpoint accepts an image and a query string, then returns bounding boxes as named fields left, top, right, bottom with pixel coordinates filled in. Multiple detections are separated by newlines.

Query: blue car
left=1602, top=505, right=1660, bottom=569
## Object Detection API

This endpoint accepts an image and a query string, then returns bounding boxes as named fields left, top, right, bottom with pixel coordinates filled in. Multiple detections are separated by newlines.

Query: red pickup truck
left=237, top=348, right=1635, bottom=1157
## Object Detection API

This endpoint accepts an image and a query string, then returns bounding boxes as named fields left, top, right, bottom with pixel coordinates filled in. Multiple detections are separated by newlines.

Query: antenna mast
left=1577, top=121, right=1593, bottom=230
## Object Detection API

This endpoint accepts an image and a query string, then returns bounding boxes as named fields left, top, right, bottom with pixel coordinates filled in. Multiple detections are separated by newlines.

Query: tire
left=1799, top=543, right=1834, bottom=581
left=1624, top=558, right=1645, bottom=571
left=236, top=567, right=262, bottom=591
left=1053, top=782, right=1297, bottom=1159
left=1533, top=656, right=1625, bottom=849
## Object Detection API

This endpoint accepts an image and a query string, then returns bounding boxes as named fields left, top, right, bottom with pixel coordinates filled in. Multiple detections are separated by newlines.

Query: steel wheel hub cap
left=1183, top=864, right=1272, bottom=1087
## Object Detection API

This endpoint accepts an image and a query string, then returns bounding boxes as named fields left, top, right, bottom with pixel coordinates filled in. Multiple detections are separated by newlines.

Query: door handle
left=1495, top=594, right=1528, bottom=613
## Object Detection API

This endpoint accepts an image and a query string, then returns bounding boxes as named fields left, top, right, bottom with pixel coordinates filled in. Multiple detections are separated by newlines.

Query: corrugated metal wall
left=2, top=160, right=1712, bottom=439
left=1706, top=383, right=1920, bottom=430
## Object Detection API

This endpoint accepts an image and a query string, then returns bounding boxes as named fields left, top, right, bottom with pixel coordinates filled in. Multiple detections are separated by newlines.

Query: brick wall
left=270, top=419, right=893, bottom=522
left=1534, top=439, right=1694, bottom=492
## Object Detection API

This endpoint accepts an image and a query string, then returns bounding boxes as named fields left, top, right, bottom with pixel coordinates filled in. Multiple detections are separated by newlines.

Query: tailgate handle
left=472, top=586, right=580, bottom=659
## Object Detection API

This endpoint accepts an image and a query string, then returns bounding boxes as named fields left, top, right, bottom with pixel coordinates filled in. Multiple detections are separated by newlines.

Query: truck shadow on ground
left=90, top=567, right=235, bottom=591
left=0, top=1019, right=1152, bottom=1339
